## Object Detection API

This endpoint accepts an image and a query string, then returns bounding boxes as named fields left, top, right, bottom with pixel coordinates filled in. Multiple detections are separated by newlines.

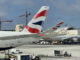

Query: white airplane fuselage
left=0, top=31, right=38, bottom=49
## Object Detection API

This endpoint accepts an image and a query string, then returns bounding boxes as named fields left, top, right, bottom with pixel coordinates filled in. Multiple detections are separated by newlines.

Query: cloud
left=50, top=0, right=80, bottom=13
left=0, top=0, right=11, bottom=17
left=0, top=0, right=35, bottom=17
left=0, top=0, right=80, bottom=17
left=11, top=0, right=35, bottom=7
left=0, top=0, right=7, bottom=4
left=0, top=11, right=8, bottom=17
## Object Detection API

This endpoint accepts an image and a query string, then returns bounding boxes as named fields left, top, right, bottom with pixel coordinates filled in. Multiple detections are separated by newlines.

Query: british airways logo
left=33, top=21, right=43, bottom=26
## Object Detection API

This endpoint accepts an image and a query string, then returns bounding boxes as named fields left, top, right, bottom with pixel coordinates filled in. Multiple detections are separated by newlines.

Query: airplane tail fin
left=52, top=21, right=64, bottom=30
left=43, top=21, right=64, bottom=33
left=22, top=6, right=49, bottom=34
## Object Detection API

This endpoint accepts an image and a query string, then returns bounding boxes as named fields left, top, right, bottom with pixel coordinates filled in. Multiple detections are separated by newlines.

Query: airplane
left=0, top=6, right=49, bottom=50
left=39, top=21, right=64, bottom=36
left=42, top=25, right=78, bottom=41
left=39, top=23, right=80, bottom=44
left=44, top=21, right=64, bottom=33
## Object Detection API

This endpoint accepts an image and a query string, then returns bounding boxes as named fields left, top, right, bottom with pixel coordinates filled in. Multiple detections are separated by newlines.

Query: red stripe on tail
left=57, top=21, right=64, bottom=26
left=26, top=25, right=40, bottom=33
left=34, top=10, right=48, bottom=19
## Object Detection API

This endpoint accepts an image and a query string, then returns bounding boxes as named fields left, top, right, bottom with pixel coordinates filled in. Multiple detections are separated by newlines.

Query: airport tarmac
left=0, top=45, right=80, bottom=60
left=16, top=45, right=80, bottom=60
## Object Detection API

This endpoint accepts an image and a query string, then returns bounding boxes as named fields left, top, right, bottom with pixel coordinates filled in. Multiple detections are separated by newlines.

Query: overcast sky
left=0, top=0, right=80, bottom=30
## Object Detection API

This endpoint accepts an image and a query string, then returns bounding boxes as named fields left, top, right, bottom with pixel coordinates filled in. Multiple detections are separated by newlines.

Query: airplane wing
left=0, top=34, right=39, bottom=40
left=52, top=35, right=80, bottom=41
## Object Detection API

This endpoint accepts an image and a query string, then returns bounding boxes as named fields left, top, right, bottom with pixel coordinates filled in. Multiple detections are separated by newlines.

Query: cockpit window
left=67, top=27, right=75, bottom=30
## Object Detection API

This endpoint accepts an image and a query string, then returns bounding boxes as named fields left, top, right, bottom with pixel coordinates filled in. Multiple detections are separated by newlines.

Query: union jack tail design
left=52, top=21, right=64, bottom=30
left=22, top=6, right=49, bottom=34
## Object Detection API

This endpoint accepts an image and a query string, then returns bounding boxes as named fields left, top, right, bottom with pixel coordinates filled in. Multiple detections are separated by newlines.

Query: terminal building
left=66, top=30, right=80, bottom=35
left=55, top=26, right=80, bottom=35
left=15, top=24, right=24, bottom=32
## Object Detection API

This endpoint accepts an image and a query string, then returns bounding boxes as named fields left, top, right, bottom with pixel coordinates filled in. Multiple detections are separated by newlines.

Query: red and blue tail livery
left=34, top=10, right=48, bottom=19
left=22, top=6, right=49, bottom=34
left=53, top=21, right=64, bottom=30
